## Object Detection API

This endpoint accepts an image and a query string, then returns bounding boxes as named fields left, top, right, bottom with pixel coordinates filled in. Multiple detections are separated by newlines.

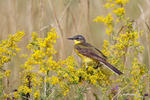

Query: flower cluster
left=94, top=0, right=148, bottom=99
left=17, top=28, right=59, bottom=99
left=94, top=0, right=129, bottom=35
left=0, top=32, right=25, bottom=69
left=94, top=13, right=114, bottom=35
left=5, top=28, right=112, bottom=99
left=0, top=32, right=25, bottom=99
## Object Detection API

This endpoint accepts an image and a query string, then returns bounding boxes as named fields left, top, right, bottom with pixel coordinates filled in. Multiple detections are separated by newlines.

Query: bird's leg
left=94, top=63, right=102, bottom=69
left=85, top=63, right=89, bottom=70
left=79, top=63, right=88, bottom=82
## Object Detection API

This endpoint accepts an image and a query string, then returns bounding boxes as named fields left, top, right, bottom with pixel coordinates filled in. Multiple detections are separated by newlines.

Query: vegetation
left=0, top=0, right=149, bottom=100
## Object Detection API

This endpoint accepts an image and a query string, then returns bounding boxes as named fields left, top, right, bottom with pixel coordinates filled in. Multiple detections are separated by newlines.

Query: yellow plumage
left=74, top=40, right=94, bottom=63
left=74, top=48, right=93, bottom=63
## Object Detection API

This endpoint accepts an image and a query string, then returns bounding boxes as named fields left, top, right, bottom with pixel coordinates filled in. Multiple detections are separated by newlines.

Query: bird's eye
left=76, top=37, right=79, bottom=39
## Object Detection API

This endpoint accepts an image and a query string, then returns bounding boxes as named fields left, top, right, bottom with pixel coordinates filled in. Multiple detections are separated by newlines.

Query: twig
left=145, top=22, right=150, bottom=67
left=111, top=84, right=130, bottom=100
left=145, top=22, right=150, bottom=33
left=117, top=26, right=125, bottom=35
left=138, top=3, right=150, bottom=97
left=138, top=4, right=145, bottom=19
left=48, top=0, right=64, bottom=36
left=26, top=75, right=31, bottom=100
left=40, top=0, right=72, bottom=32
left=0, top=67, right=6, bottom=72
left=59, top=0, right=72, bottom=23
left=39, top=0, right=44, bottom=35
left=145, top=22, right=150, bottom=99
left=121, top=93, right=143, bottom=97
left=48, top=0, right=65, bottom=58
left=44, top=75, right=47, bottom=98
left=40, top=24, right=53, bottom=32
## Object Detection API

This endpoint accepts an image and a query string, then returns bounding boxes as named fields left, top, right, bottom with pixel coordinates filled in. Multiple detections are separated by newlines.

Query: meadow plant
left=13, top=28, right=111, bottom=100
left=0, top=32, right=25, bottom=99
left=0, top=0, right=149, bottom=100
left=94, top=0, right=148, bottom=99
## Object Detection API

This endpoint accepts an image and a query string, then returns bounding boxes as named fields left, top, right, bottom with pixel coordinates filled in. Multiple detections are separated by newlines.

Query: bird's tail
left=100, top=60, right=123, bottom=75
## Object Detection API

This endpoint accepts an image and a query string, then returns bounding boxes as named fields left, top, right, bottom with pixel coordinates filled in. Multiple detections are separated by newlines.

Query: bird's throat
left=74, top=40, right=82, bottom=44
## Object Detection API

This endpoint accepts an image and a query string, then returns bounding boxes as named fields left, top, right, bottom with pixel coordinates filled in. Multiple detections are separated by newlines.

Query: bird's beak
left=67, top=37, right=74, bottom=40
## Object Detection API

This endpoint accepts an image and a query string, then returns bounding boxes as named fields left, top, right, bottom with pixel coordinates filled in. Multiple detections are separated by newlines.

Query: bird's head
left=68, top=35, right=86, bottom=44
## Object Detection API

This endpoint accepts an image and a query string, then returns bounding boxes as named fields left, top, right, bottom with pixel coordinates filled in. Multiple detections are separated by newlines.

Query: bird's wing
left=94, top=47, right=107, bottom=59
left=74, top=43, right=106, bottom=61
left=77, top=42, right=107, bottom=60
left=74, top=43, right=123, bottom=75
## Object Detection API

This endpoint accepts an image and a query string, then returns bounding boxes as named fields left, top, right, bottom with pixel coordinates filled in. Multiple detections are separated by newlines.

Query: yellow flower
left=103, top=40, right=110, bottom=46
left=67, top=65, right=75, bottom=72
left=104, top=3, right=115, bottom=8
left=3, top=93, right=9, bottom=99
left=31, top=32, right=38, bottom=41
left=63, top=73, right=69, bottom=78
left=18, top=85, right=32, bottom=94
left=5, top=70, right=11, bottom=77
left=40, top=67, right=47, bottom=74
left=94, top=13, right=114, bottom=35
left=50, top=76, right=59, bottom=85
left=63, top=89, right=69, bottom=96
left=14, top=32, right=25, bottom=42
left=34, top=90, right=40, bottom=99
left=89, top=75, right=97, bottom=85
left=74, top=76, right=79, bottom=82
left=104, top=13, right=114, bottom=25
left=115, top=0, right=129, bottom=5
left=106, top=28, right=112, bottom=35
left=113, top=7, right=125, bottom=16
left=93, top=16, right=104, bottom=22
left=14, top=91, right=19, bottom=99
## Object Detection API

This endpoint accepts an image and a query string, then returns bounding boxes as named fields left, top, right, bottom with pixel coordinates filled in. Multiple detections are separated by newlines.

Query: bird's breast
left=74, top=48, right=93, bottom=63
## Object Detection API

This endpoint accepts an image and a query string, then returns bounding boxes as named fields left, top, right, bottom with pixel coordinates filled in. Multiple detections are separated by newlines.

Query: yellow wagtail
left=68, top=35, right=123, bottom=75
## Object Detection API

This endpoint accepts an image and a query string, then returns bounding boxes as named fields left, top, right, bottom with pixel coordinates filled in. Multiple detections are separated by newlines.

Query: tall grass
left=0, top=0, right=149, bottom=99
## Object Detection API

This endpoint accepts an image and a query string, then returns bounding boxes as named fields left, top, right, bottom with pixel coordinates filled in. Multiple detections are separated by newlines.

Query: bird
left=68, top=35, right=123, bottom=75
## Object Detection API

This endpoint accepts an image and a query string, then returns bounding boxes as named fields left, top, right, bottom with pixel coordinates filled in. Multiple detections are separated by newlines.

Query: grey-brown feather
left=75, top=42, right=107, bottom=60
left=74, top=43, right=123, bottom=75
